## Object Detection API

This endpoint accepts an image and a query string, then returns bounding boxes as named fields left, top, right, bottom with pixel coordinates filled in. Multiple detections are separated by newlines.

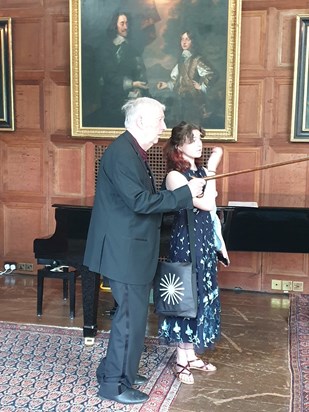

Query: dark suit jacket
left=83, top=131, right=193, bottom=285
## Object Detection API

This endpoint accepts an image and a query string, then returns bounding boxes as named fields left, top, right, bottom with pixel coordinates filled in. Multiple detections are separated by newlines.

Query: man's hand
left=133, top=81, right=149, bottom=90
left=192, top=80, right=201, bottom=90
left=187, top=178, right=206, bottom=198
left=157, top=81, right=168, bottom=90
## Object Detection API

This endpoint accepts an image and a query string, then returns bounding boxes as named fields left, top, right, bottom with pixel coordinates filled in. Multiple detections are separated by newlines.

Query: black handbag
left=153, top=209, right=197, bottom=318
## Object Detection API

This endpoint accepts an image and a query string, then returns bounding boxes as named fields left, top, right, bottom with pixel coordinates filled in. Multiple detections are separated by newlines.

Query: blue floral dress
left=158, top=167, right=221, bottom=354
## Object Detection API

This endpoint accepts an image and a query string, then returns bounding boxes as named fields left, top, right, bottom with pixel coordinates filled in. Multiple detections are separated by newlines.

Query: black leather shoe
left=99, top=388, right=149, bottom=404
left=133, top=374, right=148, bottom=386
left=96, top=372, right=148, bottom=386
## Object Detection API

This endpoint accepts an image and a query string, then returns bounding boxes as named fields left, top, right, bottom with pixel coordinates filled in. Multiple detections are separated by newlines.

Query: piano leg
left=80, top=265, right=100, bottom=346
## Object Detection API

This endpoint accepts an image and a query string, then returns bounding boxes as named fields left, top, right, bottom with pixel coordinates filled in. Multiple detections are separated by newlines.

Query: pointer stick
left=203, top=156, right=309, bottom=181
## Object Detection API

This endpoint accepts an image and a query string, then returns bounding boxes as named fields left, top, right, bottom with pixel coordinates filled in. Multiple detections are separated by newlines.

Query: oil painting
left=70, top=0, right=241, bottom=140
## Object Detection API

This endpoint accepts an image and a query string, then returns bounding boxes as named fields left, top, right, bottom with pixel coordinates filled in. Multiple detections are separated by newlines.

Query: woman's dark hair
left=164, top=121, right=205, bottom=173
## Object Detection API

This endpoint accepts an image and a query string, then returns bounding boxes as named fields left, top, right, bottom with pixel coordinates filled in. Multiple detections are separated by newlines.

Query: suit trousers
left=97, top=278, right=152, bottom=397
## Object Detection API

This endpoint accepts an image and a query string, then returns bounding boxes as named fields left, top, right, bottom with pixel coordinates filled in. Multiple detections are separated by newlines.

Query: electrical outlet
left=17, top=263, right=34, bottom=272
left=282, top=280, right=293, bottom=291
left=4, top=261, right=17, bottom=270
left=293, top=281, right=304, bottom=292
left=271, top=279, right=282, bottom=290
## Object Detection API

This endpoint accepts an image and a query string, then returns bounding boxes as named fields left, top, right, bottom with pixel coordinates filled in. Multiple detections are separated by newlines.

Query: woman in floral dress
left=158, top=121, right=229, bottom=385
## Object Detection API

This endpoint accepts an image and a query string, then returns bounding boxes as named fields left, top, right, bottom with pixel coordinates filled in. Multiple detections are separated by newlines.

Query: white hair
left=122, top=97, right=165, bottom=128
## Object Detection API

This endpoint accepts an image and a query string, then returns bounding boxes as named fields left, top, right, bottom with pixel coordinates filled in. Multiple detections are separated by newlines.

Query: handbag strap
left=186, top=209, right=196, bottom=270
left=162, top=173, right=196, bottom=267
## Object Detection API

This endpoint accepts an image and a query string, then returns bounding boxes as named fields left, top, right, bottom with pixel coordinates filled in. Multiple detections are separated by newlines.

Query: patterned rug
left=289, top=294, right=309, bottom=412
left=0, top=321, right=180, bottom=412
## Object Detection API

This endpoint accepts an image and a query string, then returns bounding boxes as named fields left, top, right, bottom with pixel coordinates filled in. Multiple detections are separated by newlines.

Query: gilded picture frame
left=70, top=0, right=241, bottom=141
left=0, top=18, right=14, bottom=131
left=291, top=15, right=309, bottom=142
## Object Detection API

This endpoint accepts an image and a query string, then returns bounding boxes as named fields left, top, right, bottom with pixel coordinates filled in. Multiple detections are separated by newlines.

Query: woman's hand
left=218, top=247, right=230, bottom=267
left=207, top=147, right=223, bottom=172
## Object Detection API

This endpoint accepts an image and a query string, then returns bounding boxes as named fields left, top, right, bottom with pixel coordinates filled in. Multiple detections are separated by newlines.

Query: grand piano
left=33, top=200, right=309, bottom=344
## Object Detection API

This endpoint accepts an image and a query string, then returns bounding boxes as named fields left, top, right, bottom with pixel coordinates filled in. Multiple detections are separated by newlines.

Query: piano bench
left=37, top=266, right=80, bottom=319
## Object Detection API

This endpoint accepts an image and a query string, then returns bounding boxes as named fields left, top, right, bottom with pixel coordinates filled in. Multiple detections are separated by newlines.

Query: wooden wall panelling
left=272, top=78, right=294, bottom=139
left=13, top=18, right=44, bottom=71
left=262, top=252, right=309, bottom=293
left=221, top=147, right=262, bottom=205
left=238, top=11, right=267, bottom=145
left=0, top=1, right=43, bottom=8
left=270, top=8, right=309, bottom=70
left=50, top=82, right=71, bottom=134
left=261, top=149, right=308, bottom=292
left=0, top=141, right=3, bottom=193
left=242, top=1, right=309, bottom=11
left=12, top=15, right=46, bottom=132
left=261, top=1, right=309, bottom=294
left=238, top=79, right=265, bottom=139
left=276, top=10, right=299, bottom=68
left=43, top=2, right=74, bottom=276
left=263, top=152, right=308, bottom=207
left=50, top=15, right=69, bottom=71
left=45, top=0, right=69, bottom=15
left=84, top=142, right=96, bottom=197
left=15, top=82, right=44, bottom=131
left=2, top=202, right=46, bottom=264
left=47, top=141, right=95, bottom=264
left=0, top=6, right=48, bottom=273
left=2, top=142, right=44, bottom=197
left=1, top=138, right=47, bottom=273
left=218, top=146, right=264, bottom=292
left=260, top=75, right=275, bottom=143
left=218, top=252, right=262, bottom=291
left=0, top=214, right=3, bottom=269
left=52, top=143, right=86, bottom=197
left=48, top=14, right=70, bottom=135
left=240, top=10, right=267, bottom=70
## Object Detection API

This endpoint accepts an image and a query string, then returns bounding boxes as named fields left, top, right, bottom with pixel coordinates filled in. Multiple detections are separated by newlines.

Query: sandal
left=188, top=358, right=217, bottom=372
left=174, top=363, right=194, bottom=384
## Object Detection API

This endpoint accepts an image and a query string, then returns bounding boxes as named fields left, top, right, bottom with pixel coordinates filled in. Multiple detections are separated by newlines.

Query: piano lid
left=220, top=206, right=309, bottom=253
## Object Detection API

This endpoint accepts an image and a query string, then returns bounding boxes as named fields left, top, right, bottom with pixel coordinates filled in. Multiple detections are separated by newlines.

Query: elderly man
left=83, top=97, right=206, bottom=405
